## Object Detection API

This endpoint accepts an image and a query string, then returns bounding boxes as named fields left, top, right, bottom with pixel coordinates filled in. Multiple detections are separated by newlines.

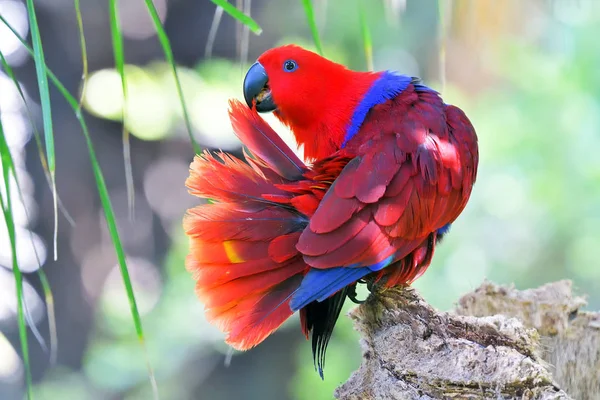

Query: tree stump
left=335, top=280, right=600, bottom=399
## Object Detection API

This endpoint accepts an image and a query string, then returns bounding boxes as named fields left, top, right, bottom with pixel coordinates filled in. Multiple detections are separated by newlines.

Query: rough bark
left=335, top=280, right=600, bottom=400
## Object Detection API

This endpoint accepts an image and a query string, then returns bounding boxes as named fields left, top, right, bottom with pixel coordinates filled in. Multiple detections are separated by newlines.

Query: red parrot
left=183, top=45, right=478, bottom=378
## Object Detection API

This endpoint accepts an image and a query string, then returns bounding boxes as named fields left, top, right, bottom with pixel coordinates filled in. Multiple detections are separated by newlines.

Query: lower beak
left=243, top=62, right=276, bottom=112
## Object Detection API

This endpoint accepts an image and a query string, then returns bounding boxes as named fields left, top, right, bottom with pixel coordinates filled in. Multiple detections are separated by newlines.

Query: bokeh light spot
left=0, top=225, right=46, bottom=273
left=0, top=332, right=22, bottom=384
left=481, top=172, right=527, bottom=219
left=101, top=257, right=162, bottom=319
left=83, top=68, right=125, bottom=120
left=117, top=0, right=168, bottom=40
left=0, top=268, right=43, bottom=326
left=143, top=157, right=197, bottom=228
left=0, top=0, right=29, bottom=65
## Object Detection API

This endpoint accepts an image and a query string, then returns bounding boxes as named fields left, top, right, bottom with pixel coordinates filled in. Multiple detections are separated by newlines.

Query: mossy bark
left=335, top=280, right=599, bottom=400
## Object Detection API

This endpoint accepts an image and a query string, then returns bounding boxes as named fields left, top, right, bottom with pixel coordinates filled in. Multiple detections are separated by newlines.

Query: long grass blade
left=108, top=0, right=135, bottom=220
left=0, top=87, right=53, bottom=360
left=0, top=140, right=55, bottom=361
left=143, top=0, right=201, bottom=155
left=233, top=0, right=251, bottom=76
left=357, top=0, right=374, bottom=71
left=0, top=50, right=74, bottom=226
left=22, top=287, right=47, bottom=353
left=81, top=101, right=160, bottom=400
left=240, top=0, right=251, bottom=67
left=205, top=5, right=225, bottom=58
left=0, top=15, right=158, bottom=397
left=236, top=0, right=243, bottom=61
left=37, top=270, right=57, bottom=364
left=0, top=124, right=33, bottom=400
left=210, top=0, right=262, bottom=34
left=74, top=0, right=88, bottom=109
left=0, top=40, right=60, bottom=370
left=301, top=0, right=324, bottom=56
left=25, top=0, right=58, bottom=261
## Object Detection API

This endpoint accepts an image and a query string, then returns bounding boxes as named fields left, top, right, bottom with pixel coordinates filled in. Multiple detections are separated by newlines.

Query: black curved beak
left=243, top=62, right=276, bottom=112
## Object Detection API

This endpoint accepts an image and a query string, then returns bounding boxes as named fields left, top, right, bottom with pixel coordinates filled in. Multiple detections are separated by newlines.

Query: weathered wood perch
left=335, top=280, right=600, bottom=399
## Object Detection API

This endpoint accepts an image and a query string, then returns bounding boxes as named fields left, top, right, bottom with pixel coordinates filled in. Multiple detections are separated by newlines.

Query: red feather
left=198, top=258, right=305, bottom=308
left=298, top=208, right=370, bottom=256
left=184, top=204, right=304, bottom=242
left=184, top=106, right=312, bottom=350
left=229, top=100, right=306, bottom=180
left=269, top=232, right=302, bottom=263
left=205, top=274, right=303, bottom=351
left=257, top=45, right=382, bottom=160
left=184, top=48, right=479, bottom=360
left=187, top=256, right=279, bottom=288
left=285, top=84, right=478, bottom=287
left=186, top=151, right=285, bottom=208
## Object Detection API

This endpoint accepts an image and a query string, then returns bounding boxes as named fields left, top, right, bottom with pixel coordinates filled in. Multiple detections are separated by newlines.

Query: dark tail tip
left=303, top=287, right=350, bottom=380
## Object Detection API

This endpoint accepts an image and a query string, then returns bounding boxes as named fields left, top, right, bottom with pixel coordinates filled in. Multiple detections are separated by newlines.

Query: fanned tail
left=184, top=103, right=311, bottom=350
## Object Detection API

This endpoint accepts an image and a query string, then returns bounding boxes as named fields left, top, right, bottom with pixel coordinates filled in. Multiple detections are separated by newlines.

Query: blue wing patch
left=342, top=72, right=412, bottom=148
left=289, top=267, right=371, bottom=312
left=289, top=255, right=396, bottom=312
left=342, top=73, right=437, bottom=148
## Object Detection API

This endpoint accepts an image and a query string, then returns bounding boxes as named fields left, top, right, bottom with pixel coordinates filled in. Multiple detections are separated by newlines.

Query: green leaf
left=0, top=57, right=59, bottom=365
left=0, top=14, right=158, bottom=398
left=143, top=0, right=201, bottom=154
left=108, top=0, right=126, bottom=101
left=210, top=0, right=263, bottom=35
left=25, top=0, right=58, bottom=261
left=0, top=35, right=61, bottom=373
left=0, top=50, right=74, bottom=227
left=0, top=124, right=33, bottom=399
left=74, top=0, right=88, bottom=109
left=37, top=270, right=57, bottom=365
left=108, top=0, right=136, bottom=220
left=301, top=0, right=324, bottom=56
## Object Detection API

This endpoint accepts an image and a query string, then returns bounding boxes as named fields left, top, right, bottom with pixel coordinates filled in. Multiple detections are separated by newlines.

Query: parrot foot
left=348, top=284, right=366, bottom=304
left=357, top=278, right=375, bottom=292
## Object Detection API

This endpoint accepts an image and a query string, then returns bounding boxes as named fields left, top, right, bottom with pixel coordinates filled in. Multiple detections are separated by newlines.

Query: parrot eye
left=283, top=60, right=298, bottom=72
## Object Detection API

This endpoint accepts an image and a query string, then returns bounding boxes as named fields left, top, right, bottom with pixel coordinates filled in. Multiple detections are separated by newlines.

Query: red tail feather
left=186, top=151, right=286, bottom=205
left=184, top=203, right=303, bottom=242
left=184, top=104, right=310, bottom=350
left=197, top=258, right=305, bottom=309
left=228, top=99, right=306, bottom=181
left=206, top=274, right=303, bottom=350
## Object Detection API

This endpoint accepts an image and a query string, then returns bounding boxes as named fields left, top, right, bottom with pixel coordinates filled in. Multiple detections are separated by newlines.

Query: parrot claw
left=348, top=285, right=366, bottom=304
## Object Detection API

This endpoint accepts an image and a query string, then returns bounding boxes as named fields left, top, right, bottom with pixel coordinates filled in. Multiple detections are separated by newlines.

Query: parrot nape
left=183, top=45, right=478, bottom=378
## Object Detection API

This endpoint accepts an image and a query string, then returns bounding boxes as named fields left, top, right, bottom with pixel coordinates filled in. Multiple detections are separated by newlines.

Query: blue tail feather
left=290, top=254, right=398, bottom=311
left=290, top=267, right=370, bottom=312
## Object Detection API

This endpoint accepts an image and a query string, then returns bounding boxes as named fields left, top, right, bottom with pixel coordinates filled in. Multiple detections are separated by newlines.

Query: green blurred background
left=1, top=0, right=599, bottom=399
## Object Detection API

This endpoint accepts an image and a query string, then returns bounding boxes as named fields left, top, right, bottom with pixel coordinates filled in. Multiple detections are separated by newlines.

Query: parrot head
left=243, top=45, right=379, bottom=160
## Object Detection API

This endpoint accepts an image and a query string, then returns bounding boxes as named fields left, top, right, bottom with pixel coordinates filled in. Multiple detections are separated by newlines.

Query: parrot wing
left=291, top=94, right=479, bottom=311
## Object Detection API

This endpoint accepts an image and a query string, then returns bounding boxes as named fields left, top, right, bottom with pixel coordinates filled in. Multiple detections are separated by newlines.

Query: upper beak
left=243, top=62, right=276, bottom=112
